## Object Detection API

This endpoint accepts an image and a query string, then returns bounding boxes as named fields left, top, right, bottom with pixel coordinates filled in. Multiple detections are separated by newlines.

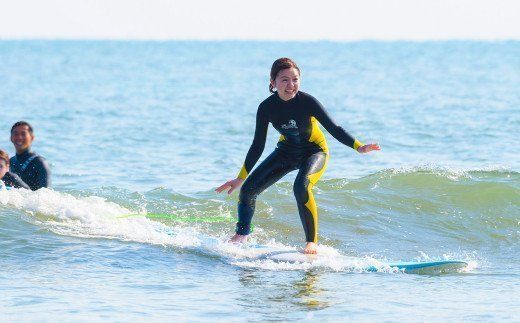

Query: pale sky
left=1, top=0, right=519, bottom=40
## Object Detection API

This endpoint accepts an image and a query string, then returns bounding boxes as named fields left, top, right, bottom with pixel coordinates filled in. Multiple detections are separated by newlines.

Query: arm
left=310, top=98, right=364, bottom=151
left=34, top=158, right=51, bottom=190
left=216, top=105, right=269, bottom=194
left=2, top=172, right=30, bottom=189
left=236, top=106, right=269, bottom=179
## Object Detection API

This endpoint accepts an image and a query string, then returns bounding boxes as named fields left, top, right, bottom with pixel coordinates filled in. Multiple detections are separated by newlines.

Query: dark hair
left=11, top=121, right=33, bottom=134
left=269, top=58, right=301, bottom=93
left=0, top=150, right=9, bottom=165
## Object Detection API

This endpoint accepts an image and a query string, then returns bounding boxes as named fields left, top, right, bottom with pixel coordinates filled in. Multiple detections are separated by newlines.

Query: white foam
left=384, top=164, right=515, bottom=180
left=232, top=252, right=394, bottom=273
left=0, top=188, right=202, bottom=247
left=0, top=188, right=478, bottom=273
left=0, top=188, right=298, bottom=260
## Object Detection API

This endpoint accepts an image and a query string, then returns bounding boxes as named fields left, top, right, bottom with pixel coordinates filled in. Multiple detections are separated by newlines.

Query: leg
left=293, top=152, right=328, bottom=244
left=236, top=150, right=295, bottom=235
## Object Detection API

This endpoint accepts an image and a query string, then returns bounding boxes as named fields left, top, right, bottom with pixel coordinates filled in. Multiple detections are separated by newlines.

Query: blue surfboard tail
left=385, top=260, right=469, bottom=275
left=258, top=250, right=469, bottom=275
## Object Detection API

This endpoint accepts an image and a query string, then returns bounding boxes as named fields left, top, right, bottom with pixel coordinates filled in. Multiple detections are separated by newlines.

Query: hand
left=215, top=178, right=244, bottom=194
left=357, top=143, right=381, bottom=153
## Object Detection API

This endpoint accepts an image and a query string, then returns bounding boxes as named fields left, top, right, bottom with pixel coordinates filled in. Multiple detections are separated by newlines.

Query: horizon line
left=1, top=37, right=519, bottom=42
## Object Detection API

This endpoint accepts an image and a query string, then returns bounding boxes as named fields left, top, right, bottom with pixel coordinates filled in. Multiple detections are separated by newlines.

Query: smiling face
left=271, top=67, right=300, bottom=101
left=11, top=125, right=34, bottom=154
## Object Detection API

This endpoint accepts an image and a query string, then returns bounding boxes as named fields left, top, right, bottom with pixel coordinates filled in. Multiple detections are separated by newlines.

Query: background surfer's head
left=0, top=150, right=9, bottom=178
left=270, top=58, right=301, bottom=101
left=10, top=121, right=35, bottom=154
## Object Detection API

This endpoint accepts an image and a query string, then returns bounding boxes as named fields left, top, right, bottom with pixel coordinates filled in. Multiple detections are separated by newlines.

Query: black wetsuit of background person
left=10, top=150, right=51, bottom=191
left=1, top=171, right=30, bottom=189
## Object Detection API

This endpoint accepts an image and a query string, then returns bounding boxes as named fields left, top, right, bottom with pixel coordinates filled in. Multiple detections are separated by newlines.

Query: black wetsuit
left=10, top=150, right=51, bottom=191
left=1, top=171, right=30, bottom=189
left=236, top=91, right=362, bottom=242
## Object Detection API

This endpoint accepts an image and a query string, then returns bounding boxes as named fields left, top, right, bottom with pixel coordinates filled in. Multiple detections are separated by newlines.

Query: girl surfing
left=216, top=58, right=380, bottom=254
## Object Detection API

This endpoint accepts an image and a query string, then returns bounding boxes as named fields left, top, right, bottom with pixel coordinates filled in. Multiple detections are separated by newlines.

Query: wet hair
left=0, top=150, right=9, bottom=165
left=11, top=121, right=33, bottom=134
left=269, top=58, right=301, bottom=93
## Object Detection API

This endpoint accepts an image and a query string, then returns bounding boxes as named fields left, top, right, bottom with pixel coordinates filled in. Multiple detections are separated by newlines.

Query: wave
left=0, top=167, right=517, bottom=270
left=0, top=188, right=400, bottom=272
left=257, top=167, right=519, bottom=243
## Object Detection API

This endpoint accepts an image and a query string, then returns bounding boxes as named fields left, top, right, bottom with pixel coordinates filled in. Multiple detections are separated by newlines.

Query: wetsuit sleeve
left=34, top=158, right=51, bottom=190
left=1, top=172, right=30, bottom=189
left=237, top=105, right=269, bottom=179
left=310, top=98, right=364, bottom=151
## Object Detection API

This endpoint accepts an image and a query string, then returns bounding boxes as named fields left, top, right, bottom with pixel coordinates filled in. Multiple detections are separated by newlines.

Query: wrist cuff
left=237, top=164, right=248, bottom=180
left=353, top=139, right=364, bottom=151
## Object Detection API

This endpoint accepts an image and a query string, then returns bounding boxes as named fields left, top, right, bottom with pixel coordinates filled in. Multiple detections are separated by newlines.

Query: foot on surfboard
left=229, top=234, right=248, bottom=243
left=304, top=242, right=318, bottom=254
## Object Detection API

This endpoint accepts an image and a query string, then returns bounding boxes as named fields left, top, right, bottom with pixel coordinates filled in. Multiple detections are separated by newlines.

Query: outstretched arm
left=311, top=98, right=379, bottom=152
left=216, top=105, right=269, bottom=194
left=236, top=106, right=269, bottom=180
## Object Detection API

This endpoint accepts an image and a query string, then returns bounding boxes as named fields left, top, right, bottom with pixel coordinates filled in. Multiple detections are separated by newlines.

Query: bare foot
left=229, top=234, right=248, bottom=243
left=304, top=242, right=318, bottom=254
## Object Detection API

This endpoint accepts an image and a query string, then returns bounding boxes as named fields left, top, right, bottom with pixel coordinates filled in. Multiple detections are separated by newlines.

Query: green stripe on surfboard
left=118, top=213, right=234, bottom=223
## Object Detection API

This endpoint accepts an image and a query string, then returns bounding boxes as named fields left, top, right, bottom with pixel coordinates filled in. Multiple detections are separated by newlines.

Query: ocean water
left=0, top=40, right=519, bottom=321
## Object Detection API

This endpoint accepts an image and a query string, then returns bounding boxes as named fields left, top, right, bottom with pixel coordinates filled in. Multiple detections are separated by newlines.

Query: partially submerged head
left=0, top=150, right=9, bottom=178
left=269, top=58, right=301, bottom=101
left=10, top=121, right=35, bottom=154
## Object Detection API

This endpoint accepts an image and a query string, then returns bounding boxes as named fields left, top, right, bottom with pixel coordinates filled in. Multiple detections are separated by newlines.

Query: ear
left=270, top=79, right=276, bottom=91
left=30, top=133, right=35, bottom=142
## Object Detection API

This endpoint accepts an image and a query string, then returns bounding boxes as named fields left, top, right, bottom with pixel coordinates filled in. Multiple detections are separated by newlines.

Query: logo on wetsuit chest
left=281, top=120, right=298, bottom=130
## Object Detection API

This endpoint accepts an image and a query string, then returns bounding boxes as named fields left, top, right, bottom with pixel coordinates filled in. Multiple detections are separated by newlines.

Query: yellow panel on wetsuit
left=308, top=117, right=329, bottom=153
left=237, top=91, right=363, bottom=180
left=303, top=153, right=329, bottom=243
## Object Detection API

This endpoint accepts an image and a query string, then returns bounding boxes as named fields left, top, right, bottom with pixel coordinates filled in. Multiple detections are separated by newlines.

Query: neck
left=277, top=91, right=297, bottom=102
left=16, top=148, right=30, bottom=155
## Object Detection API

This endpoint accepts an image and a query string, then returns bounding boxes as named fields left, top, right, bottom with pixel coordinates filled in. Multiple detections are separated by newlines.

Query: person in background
left=0, top=149, right=29, bottom=189
left=0, top=150, right=6, bottom=190
left=9, top=121, right=51, bottom=190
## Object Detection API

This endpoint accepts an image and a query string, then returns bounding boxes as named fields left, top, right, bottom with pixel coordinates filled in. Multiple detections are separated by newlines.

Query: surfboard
left=260, top=251, right=468, bottom=274
left=384, top=260, right=468, bottom=274
left=147, top=232, right=468, bottom=274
